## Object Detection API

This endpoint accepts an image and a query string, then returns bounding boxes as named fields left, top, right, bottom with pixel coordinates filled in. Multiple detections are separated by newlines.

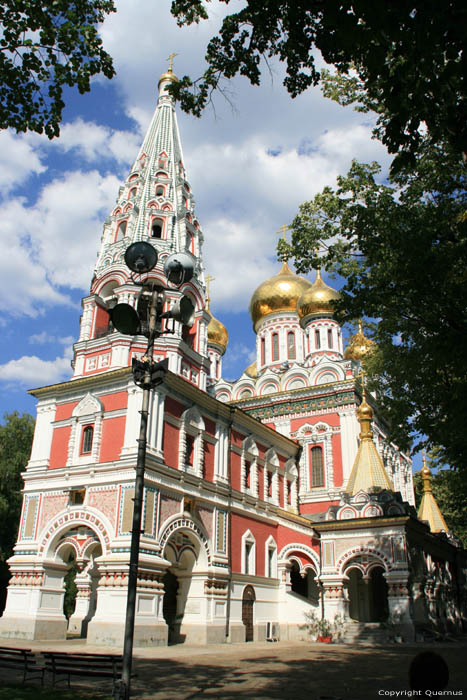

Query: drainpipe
left=225, top=408, right=234, bottom=639
left=318, top=534, right=325, bottom=620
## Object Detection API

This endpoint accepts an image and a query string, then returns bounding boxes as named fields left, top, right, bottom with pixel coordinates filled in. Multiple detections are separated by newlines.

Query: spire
left=418, top=452, right=449, bottom=533
left=94, top=54, right=204, bottom=281
left=345, top=371, right=394, bottom=496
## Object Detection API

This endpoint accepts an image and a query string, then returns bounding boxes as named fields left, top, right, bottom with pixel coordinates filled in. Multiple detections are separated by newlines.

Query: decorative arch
left=38, top=508, right=112, bottom=557
left=158, top=516, right=212, bottom=566
left=337, top=546, right=392, bottom=576
left=278, top=542, right=320, bottom=573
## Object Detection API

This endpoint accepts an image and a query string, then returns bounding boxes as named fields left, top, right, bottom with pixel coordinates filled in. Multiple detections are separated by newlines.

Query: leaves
left=0, top=0, right=116, bottom=138
left=171, top=1, right=467, bottom=165
left=0, top=411, right=34, bottom=560
left=281, top=142, right=467, bottom=467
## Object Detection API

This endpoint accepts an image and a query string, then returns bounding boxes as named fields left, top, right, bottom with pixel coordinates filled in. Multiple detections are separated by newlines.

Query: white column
left=148, top=389, right=165, bottom=460
left=121, top=383, right=142, bottom=455
left=28, top=401, right=55, bottom=471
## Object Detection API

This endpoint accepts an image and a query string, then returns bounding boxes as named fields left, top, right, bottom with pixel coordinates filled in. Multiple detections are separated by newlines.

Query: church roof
left=345, top=384, right=394, bottom=496
left=417, top=459, right=449, bottom=533
left=249, top=261, right=311, bottom=330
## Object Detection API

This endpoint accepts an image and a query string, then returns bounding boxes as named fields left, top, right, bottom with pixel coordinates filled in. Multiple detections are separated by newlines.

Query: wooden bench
left=0, top=646, right=45, bottom=685
left=43, top=651, right=123, bottom=693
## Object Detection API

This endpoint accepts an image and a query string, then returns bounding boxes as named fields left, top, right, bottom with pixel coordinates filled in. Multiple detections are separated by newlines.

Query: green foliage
left=171, top=1, right=466, bottom=166
left=0, top=0, right=116, bottom=138
left=63, top=557, right=78, bottom=619
left=278, top=143, right=467, bottom=469
left=0, top=412, right=34, bottom=560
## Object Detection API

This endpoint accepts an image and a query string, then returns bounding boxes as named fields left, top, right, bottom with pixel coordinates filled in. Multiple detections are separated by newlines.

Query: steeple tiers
left=345, top=373, right=394, bottom=496
left=72, top=62, right=210, bottom=389
left=418, top=453, right=449, bottom=533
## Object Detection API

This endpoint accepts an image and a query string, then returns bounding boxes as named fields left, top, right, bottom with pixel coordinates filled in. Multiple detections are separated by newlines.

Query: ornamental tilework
left=196, top=506, right=213, bottom=539
left=38, top=494, right=68, bottom=536
left=159, top=493, right=181, bottom=532
left=88, top=488, right=118, bottom=528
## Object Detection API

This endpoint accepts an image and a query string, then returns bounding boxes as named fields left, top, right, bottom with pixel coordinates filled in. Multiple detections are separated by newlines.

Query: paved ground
left=1, top=638, right=467, bottom=699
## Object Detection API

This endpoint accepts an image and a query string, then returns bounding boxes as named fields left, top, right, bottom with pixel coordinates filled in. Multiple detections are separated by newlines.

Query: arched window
left=287, top=331, right=296, bottom=360
left=156, top=185, right=165, bottom=196
left=260, top=337, right=265, bottom=365
left=328, top=328, right=333, bottom=348
left=151, top=218, right=163, bottom=238
left=81, top=425, right=94, bottom=454
left=116, top=220, right=127, bottom=241
left=272, top=332, right=279, bottom=361
left=310, top=445, right=324, bottom=487
left=315, top=329, right=321, bottom=349
left=129, top=187, right=137, bottom=200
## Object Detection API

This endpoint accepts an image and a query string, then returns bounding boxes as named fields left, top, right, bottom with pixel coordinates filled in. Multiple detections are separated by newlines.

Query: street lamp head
left=124, top=241, right=158, bottom=274
left=163, top=252, right=194, bottom=286
left=110, top=303, right=141, bottom=335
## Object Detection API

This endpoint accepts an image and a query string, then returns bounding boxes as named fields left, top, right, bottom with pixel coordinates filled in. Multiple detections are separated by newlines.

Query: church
left=0, top=65, right=465, bottom=647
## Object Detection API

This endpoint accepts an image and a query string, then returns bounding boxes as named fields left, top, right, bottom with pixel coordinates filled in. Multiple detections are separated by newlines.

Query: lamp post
left=109, top=242, right=195, bottom=700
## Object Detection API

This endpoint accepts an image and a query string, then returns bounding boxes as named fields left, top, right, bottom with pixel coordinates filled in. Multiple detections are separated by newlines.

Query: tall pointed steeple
left=417, top=453, right=449, bottom=533
left=72, top=61, right=210, bottom=389
left=345, top=373, right=394, bottom=496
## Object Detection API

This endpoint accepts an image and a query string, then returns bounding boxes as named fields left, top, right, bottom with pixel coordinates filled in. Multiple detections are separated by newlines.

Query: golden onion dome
left=344, top=321, right=376, bottom=361
left=207, top=310, right=228, bottom=355
left=244, top=360, right=257, bottom=378
left=249, top=261, right=312, bottom=331
left=158, top=69, right=179, bottom=89
left=297, top=269, right=340, bottom=324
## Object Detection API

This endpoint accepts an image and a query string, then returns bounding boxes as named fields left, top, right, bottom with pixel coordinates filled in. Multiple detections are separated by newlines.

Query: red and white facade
left=1, top=69, right=465, bottom=647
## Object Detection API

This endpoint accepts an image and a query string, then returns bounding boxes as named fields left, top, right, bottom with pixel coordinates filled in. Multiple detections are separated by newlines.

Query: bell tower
left=73, top=63, right=210, bottom=390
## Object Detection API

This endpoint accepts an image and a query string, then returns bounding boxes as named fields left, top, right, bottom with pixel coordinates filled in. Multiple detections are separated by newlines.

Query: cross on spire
left=359, top=367, right=367, bottom=401
left=276, top=224, right=290, bottom=242
left=166, top=52, right=178, bottom=72
left=205, top=274, right=215, bottom=310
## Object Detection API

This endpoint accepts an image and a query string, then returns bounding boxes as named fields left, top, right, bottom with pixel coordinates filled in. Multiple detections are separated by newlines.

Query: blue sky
left=0, top=1, right=404, bottom=448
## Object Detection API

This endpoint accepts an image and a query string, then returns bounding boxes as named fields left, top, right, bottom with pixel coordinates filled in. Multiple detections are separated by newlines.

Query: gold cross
left=358, top=367, right=367, bottom=400
left=205, top=274, right=215, bottom=309
left=276, top=224, right=290, bottom=242
left=166, top=52, right=178, bottom=72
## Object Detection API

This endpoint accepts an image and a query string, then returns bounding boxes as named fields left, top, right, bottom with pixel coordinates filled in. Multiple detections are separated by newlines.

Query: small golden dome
left=297, top=269, right=340, bottom=323
left=245, top=360, right=257, bottom=378
left=344, top=321, right=376, bottom=361
left=158, top=69, right=179, bottom=89
left=249, top=261, right=312, bottom=330
left=357, top=399, right=373, bottom=421
left=207, top=311, right=228, bottom=355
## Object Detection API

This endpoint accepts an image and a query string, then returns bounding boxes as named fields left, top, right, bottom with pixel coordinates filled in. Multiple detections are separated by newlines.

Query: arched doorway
left=242, top=585, right=256, bottom=641
left=161, top=526, right=210, bottom=645
left=162, top=570, right=179, bottom=644
left=347, top=565, right=388, bottom=622
left=290, top=561, right=320, bottom=605
left=52, top=527, right=103, bottom=639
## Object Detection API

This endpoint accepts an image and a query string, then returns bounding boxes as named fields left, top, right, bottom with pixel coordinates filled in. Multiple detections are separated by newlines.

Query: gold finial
left=205, top=274, right=215, bottom=311
left=359, top=368, right=367, bottom=401
left=166, top=52, right=178, bottom=73
left=276, top=224, right=290, bottom=242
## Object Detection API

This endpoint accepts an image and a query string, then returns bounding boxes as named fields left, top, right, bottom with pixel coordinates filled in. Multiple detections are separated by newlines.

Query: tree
left=0, top=1, right=115, bottom=138
left=277, top=141, right=467, bottom=469
left=0, top=411, right=34, bottom=612
left=170, top=0, right=466, bottom=167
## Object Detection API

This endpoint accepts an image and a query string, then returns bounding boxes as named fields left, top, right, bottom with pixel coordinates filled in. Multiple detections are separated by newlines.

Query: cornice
left=28, top=367, right=133, bottom=398
left=312, top=515, right=410, bottom=532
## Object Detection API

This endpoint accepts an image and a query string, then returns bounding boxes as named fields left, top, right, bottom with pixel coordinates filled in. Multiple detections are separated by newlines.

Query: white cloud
left=55, top=118, right=141, bottom=165
left=0, top=131, right=46, bottom=195
left=0, top=346, right=73, bottom=387
left=28, top=332, right=74, bottom=345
